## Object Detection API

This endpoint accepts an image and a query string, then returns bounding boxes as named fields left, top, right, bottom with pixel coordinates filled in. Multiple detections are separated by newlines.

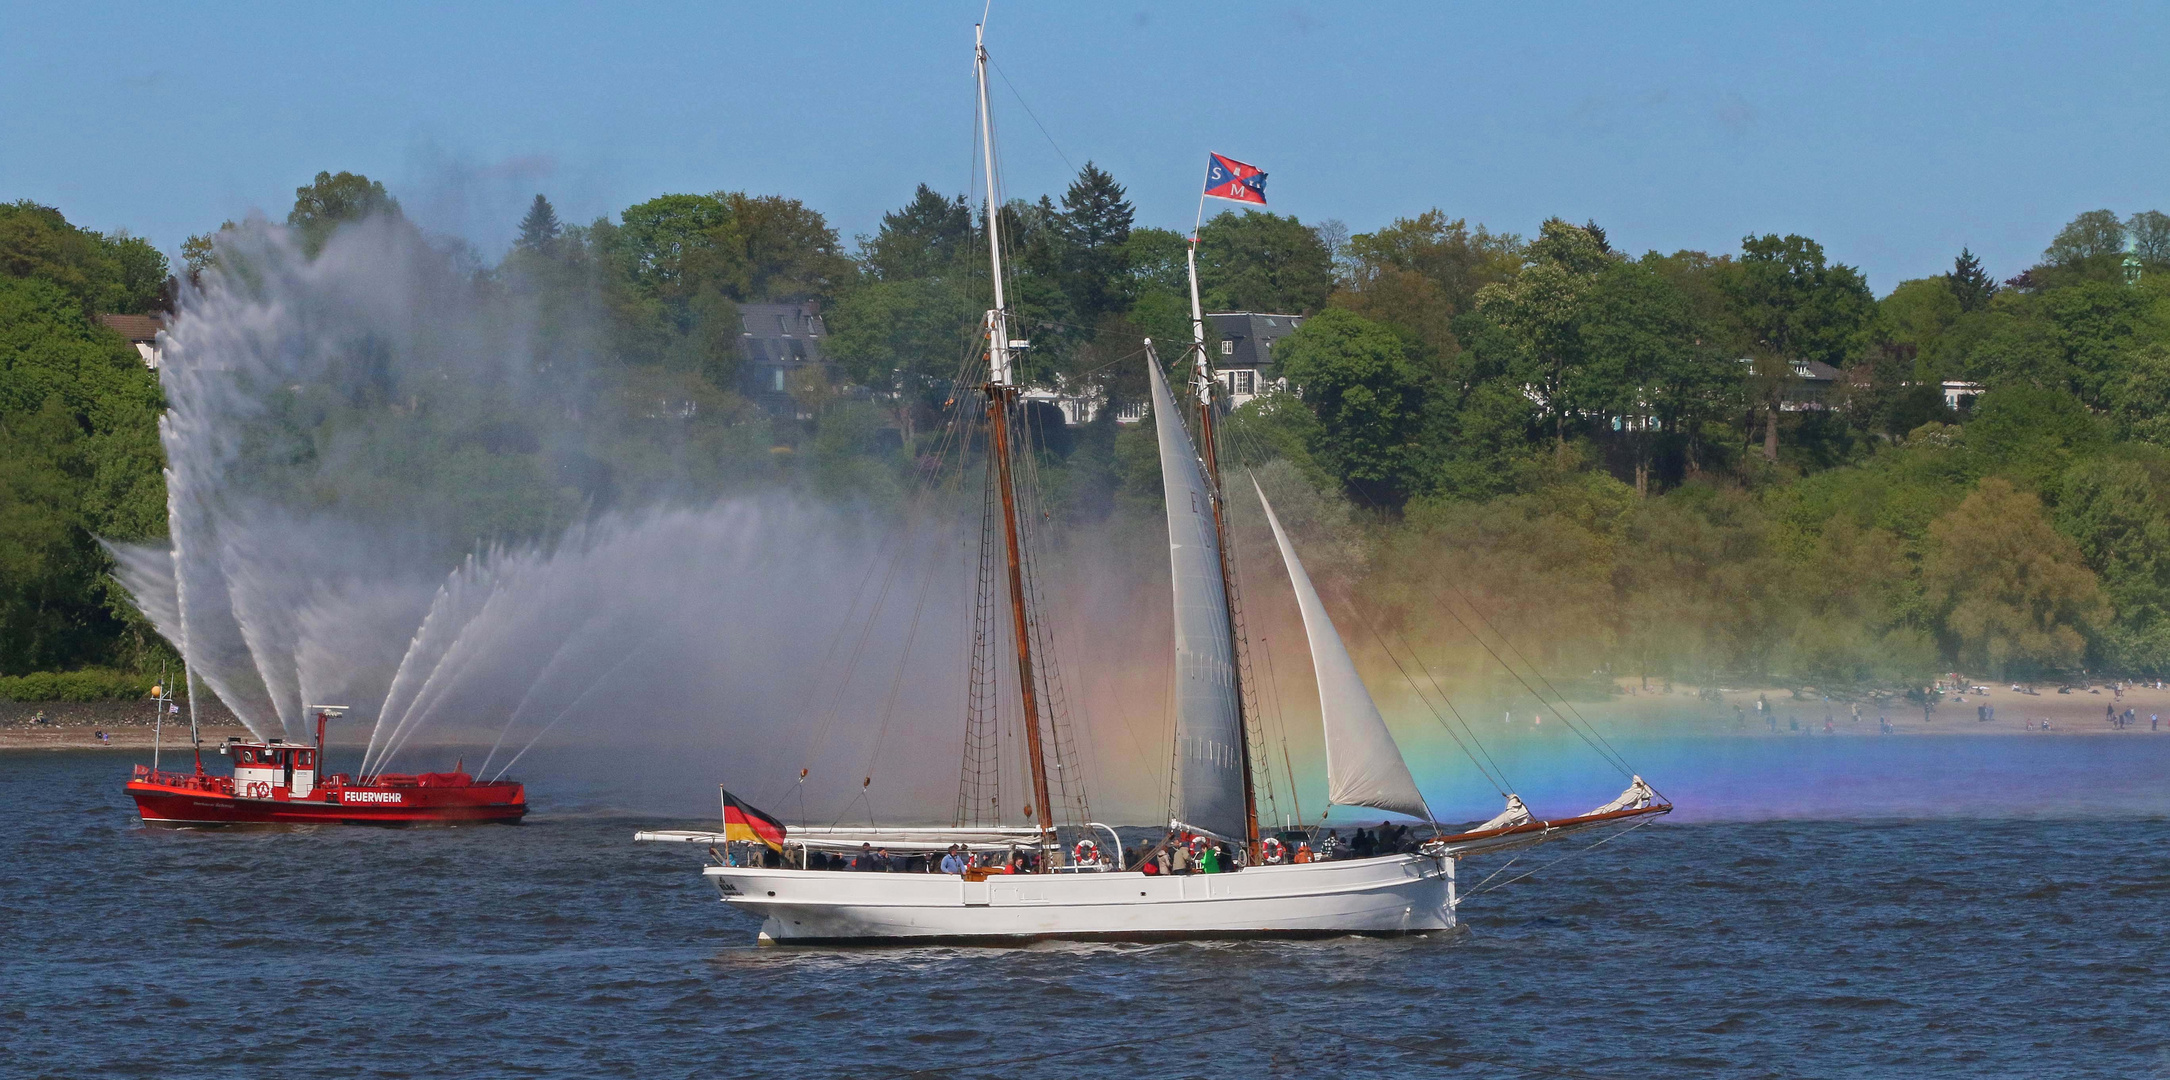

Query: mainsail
left=1254, top=481, right=1431, bottom=821
left=1148, top=355, right=1249, bottom=841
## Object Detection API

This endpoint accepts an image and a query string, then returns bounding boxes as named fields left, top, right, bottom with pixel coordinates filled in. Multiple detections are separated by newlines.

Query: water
left=4, top=745, right=2166, bottom=1079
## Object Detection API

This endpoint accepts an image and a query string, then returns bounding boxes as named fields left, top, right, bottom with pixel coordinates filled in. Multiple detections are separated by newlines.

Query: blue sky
left=5, top=2, right=2164, bottom=293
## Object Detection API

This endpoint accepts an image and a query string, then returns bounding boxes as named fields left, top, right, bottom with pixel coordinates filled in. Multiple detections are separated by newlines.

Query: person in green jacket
left=1200, top=843, right=1222, bottom=874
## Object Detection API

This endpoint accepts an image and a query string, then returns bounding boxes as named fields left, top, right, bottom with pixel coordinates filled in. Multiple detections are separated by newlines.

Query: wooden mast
left=1185, top=237, right=1263, bottom=865
left=976, top=24, right=1059, bottom=864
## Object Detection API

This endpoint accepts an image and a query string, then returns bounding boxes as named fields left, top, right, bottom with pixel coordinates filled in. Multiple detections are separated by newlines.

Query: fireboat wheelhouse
left=127, top=706, right=527, bottom=827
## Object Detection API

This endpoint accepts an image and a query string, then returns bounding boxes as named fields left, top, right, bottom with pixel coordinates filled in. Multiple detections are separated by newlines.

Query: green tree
left=1945, top=247, right=1999, bottom=313
left=288, top=170, right=400, bottom=255
left=725, top=193, right=850, bottom=303
left=0, top=201, right=169, bottom=314
left=0, top=274, right=166, bottom=673
left=1577, top=257, right=1707, bottom=495
left=1196, top=210, right=1333, bottom=315
left=861, top=185, right=973, bottom=282
left=1877, top=276, right=1965, bottom=364
left=616, top=192, right=733, bottom=296
left=2043, top=209, right=2127, bottom=268
left=516, top=194, right=561, bottom=254
left=2102, top=341, right=2170, bottom=446
left=1924, top=477, right=2108, bottom=676
left=1963, top=384, right=2104, bottom=494
left=1054, top=162, right=1134, bottom=325
left=179, top=223, right=237, bottom=287
left=1124, top=226, right=1190, bottom=298
left=1272, top=307, right=1426, bottom=506
left=0, top=396, right=94, bottom=673
left=2033, top=279, right=2158, bottom=407
left=2130, top=210, right=2170, bottom=265
left=1471, top=218, right=1614, bottom=455
left=2055, top=455, right=2170, bottom=672
left=826, top=277, right=974, bottom=439
left=1334, top=210, right=1523, bottom=358
left=1725, top=233, right=1874, bottom=460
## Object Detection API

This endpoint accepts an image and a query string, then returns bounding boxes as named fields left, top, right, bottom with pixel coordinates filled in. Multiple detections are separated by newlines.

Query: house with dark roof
left=98, top=313, right=166, bottom=368
left=1774, top=358, right=1842, bottom=411
left=1206, top=311, right=1303, bottom=408
left=738, top=301, right=830, bottom=417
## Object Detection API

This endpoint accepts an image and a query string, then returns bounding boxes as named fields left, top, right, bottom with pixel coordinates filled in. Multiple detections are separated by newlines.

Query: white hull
left=705, top=854, right=1456, bottom=944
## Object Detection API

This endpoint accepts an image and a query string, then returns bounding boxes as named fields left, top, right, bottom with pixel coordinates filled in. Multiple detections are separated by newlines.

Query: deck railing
left=129, top=765, right=234, bottom=795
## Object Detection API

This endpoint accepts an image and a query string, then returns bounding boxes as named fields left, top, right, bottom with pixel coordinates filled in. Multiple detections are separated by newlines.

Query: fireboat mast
left=1185, top=230, right=1264, bottom=865
left=976, top=23, right=1059, bottom=863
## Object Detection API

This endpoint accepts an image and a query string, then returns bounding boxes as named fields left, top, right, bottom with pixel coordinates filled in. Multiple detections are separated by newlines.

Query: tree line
left=4, top=165, right=2169, bottom=691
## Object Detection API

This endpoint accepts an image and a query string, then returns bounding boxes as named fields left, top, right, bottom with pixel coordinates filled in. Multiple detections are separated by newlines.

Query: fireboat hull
left=127, top=777, right=527, bottom=827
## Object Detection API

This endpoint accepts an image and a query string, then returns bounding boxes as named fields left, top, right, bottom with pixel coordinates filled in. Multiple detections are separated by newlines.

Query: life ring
left=1188, top=835, right=1212, bottom=860
left=1072, top=838, right=1099, bottom=866
left=1261, top=836, right=1285, bottom=864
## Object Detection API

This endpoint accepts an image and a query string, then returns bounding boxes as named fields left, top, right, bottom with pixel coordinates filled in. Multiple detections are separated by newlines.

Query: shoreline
left=0, top=700, right=250, bottom=751
left=7, top=678, right=2169, bottom=752
left=1570, top=680, right=2170, bottom=736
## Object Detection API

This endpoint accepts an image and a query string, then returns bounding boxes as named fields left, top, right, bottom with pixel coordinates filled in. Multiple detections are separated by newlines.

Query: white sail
left=1254, top=481, right=1431, bottom=821
left=1148, top=354, right=1249, bottom=842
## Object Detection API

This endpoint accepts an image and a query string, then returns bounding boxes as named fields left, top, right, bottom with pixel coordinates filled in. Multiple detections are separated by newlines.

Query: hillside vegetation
left=4, top=173, right=2168, bottom=694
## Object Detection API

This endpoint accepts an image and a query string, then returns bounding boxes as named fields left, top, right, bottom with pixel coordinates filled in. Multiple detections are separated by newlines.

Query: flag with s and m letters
left=721, top=788, right=787, bottom=852
left=1203, top=154, right=1268, bottom=205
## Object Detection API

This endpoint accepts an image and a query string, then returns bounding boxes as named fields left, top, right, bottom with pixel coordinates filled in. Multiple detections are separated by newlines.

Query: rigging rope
left=1388, top=628, right=1515, bottom=795
left=1336, top=591, right=1511, bottom=798
left=1467, top=816, right=1660, bottom=897
left=1444, top=580, right=1639, bottom=776
left=1430, top=588, right=1635, bottom=779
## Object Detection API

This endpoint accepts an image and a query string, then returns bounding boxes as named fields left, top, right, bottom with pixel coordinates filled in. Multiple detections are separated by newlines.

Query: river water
left=3, top=739, right=2165, bottom=1079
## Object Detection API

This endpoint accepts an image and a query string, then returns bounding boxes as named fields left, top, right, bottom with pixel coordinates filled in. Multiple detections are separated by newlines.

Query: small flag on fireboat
left=1203, top=153, right=1267, bottom=205
left=720, top=788, right=787, bottom=852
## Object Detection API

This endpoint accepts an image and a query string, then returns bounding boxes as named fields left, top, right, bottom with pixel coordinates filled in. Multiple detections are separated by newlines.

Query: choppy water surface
left=3, top=744, right=2166, bottom=1079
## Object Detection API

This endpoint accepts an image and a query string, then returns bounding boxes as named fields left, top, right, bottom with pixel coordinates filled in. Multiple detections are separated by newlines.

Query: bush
left=0, top=668, right=154, bottom=702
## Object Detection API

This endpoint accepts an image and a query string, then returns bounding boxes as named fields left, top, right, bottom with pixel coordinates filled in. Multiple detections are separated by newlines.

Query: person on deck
left=940, top=845, right=967, bottom=875
left=1200, top=844, right=1222, bottom=874
left=1292, top=842, right=1312, bottom=864
left=853, top=843, right=879, bottom=871
left=1170, top=841, right=1195, bottom=876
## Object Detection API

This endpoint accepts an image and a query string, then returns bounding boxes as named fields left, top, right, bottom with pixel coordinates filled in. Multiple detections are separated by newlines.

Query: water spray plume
left=107, top=213, right=991, bottom=815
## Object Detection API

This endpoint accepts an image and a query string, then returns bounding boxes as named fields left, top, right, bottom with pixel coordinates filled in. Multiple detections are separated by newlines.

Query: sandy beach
left=7, top=676, right=2170, bottom=752
left=1590, top=679, right=2170, bottom=735
left=0, top=701, right=251, bottom=751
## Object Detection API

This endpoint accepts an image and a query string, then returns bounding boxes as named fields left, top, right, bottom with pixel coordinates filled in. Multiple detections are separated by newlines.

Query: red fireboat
left=127, top=706, right=527, bottom=827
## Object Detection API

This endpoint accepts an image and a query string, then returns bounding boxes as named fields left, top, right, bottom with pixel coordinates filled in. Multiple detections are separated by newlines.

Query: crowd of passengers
left=759, top=822, right=1425, bottom=873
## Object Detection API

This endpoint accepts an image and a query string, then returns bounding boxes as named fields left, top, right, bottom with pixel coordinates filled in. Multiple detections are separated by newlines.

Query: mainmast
left=976, top=23, right=1059, bottom=862
left=1184, top=234, right=1263, bottom=864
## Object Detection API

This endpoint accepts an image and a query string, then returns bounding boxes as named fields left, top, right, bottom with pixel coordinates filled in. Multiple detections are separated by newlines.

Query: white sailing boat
left=636, top=21, right=1668, bottom=944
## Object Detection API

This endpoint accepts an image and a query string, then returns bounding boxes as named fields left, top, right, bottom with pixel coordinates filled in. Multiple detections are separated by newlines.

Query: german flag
left=721, top=788, right=787, bottom=852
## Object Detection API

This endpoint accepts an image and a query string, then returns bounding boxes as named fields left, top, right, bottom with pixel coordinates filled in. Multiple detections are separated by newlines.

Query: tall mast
left=1185, top=234, right=1263, bottom=864
left=976, top=23, right=1058, bottom=862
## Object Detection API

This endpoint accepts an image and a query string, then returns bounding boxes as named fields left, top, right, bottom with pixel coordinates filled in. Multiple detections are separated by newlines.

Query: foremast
left=975, top=24, right=1059, bottom=864
left=1183, top=235, right=1264, bottom=865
